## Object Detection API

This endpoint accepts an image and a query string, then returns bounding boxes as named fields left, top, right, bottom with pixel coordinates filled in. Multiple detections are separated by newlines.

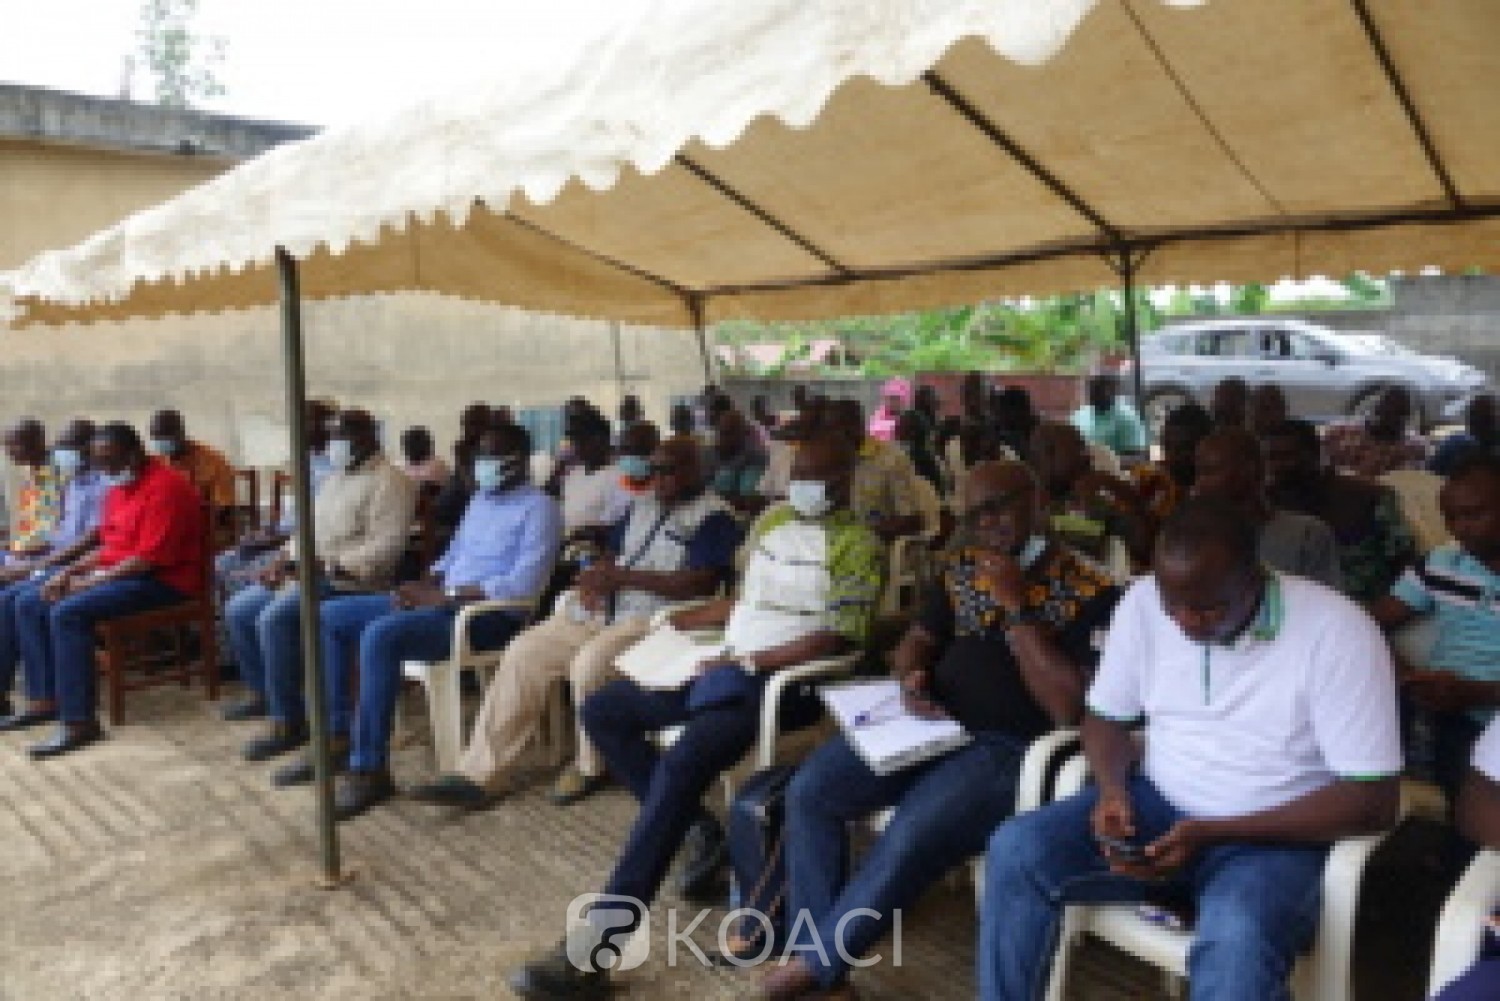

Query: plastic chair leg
left=423, top=663, right=464, bottom=774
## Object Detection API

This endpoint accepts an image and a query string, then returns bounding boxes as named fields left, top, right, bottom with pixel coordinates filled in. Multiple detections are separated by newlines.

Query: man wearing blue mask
left=0, top=419, right=109, bottom=727
left=227, top=409, right=416, bottom=781
left=761, top=461, right=1121, bottom=998
left=509, top=434, right=885, bottom=999
left=408, top=432, right=740, bottom=812
left=315, top=424, right=563, bottom=819
left=146, top=409, right=237, bottom=512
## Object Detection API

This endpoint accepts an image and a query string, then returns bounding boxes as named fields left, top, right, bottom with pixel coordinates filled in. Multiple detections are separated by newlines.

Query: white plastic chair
left=400, top=591, right=548, bottom=773
left=1041, top=753, right=1396, bottom=1001
left=879, top=476, right=943, bottom=617
left=1380, top=469, right=1450, bottom=555
left=1428, top=849, right=1500, bottom=997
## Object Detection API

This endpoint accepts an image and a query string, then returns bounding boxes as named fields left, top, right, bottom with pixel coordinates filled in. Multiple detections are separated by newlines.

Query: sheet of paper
left=821, top=679, right=970, bottom=776
left=614, top=624, right=725, bottom=690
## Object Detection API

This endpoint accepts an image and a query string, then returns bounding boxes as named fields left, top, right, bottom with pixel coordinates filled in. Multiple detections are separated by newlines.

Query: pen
left=853, top=692, right=905, bottom=727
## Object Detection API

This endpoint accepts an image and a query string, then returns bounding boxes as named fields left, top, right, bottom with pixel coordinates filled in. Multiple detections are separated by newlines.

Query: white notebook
left=821, top=679, right=970, bottom=776
left=613, top=624, right=726, bottom=691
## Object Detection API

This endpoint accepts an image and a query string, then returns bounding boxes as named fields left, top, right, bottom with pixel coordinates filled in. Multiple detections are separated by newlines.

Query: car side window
left=1212, top=331, right=1260, bottom=357
left=1284, top=332, right=1320, bottom=360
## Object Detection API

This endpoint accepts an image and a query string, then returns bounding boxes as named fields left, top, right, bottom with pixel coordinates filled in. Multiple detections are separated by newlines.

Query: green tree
left=137, top=0, right=227, bottom=108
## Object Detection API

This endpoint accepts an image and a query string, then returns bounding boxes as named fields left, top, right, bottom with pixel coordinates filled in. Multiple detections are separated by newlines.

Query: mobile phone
left=1098, top=835, right=1148, bottom=863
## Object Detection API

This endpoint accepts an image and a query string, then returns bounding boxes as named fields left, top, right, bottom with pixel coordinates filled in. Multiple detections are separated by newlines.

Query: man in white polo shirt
left=979, top=498, right=1402, bottom=1001
left=1432, top=717, right=1500, bottom=999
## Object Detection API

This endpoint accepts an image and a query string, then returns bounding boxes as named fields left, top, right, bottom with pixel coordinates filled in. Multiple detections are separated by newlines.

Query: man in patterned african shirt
left=759, top=459, right=1121, bottom=998
left=1264, top=418, right=1417, bottom=602
left=1032, top=421, right=1153, bottom=569
left=3, top=420, right=63, bottom=557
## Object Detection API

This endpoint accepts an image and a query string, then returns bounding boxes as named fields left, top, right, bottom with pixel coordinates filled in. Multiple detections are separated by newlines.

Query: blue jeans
left=0, top=577, right=33, bottom=697
left=979, top=773, right=1329, bottom=1001
left=12, top=576, right=186, bottom=723
left=1438, top=959, right=1500, bottom=999
left=786, top=730, right=1028, bottom=986
left=319, top=594, right=521, bottom=772
left=583, top=676, right=785, bottom=907
left=224, top=581, right=336, bottom=725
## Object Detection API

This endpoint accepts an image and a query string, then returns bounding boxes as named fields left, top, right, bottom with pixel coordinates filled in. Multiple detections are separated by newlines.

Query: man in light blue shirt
left=317, top=423, right=563, bottom=819
left=1071, top=373, right=1148, bottom=458
left=0, top=419, right=110, bottom=727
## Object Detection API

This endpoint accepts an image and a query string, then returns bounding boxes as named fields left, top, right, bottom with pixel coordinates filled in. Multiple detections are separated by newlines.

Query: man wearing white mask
left=509, top=433, right=885, bottom=999
left=312, top=423, right=563, bottom=819
left=227, top=409, right=415, bottom=781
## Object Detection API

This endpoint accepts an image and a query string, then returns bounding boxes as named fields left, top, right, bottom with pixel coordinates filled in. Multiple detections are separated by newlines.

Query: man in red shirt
left=17, top=422, right=204, bottom=758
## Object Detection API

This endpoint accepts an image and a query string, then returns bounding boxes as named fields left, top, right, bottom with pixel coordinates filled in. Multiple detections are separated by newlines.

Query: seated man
left=1321, top=385, right=1430, bottom=478
left=1264, top=418, right=1416, bottom=601
left=226, top=409, right=415, bottom=774
left=612, top=421, right=661, bottom=502
left=1031, top=422, right=1152, bottom=569
left=1369, top=453, right=1500, bottom=805
left=1130, top=402, right=1212, bottom=522
left=1432, top=717, right=1500, bottom=999
left=709, top=410, right=767, bottom=513
left=825, top=397, right=924, bottom=542
left=1247, top=382, right=1290, bottom=439
left=397, top=425, right=451, bottom=492
left=763, top=460, right=1121, bottom=999
left=409, top=435, right=739, bottom=809
left=509, top=435, right=885, bottom=998
left=15, top=423, right=207, bottom=757
left=147, top=408, right=237, bottom=510
left=1070, top=373, right=1148, bottom=460
left=1209, top=376, right=1249, bottom=430
left=559, top=410, right=630, bottom=549
left=980, top=498, right=1402, bottom=1001
left=1432, top=393, right=1500, bottom=477
left=3, top=418, right=65, bottom=561
left=0, top=419, right=108, bottom=725
left=1192, top=427, right=1343, bottom=588
left=316, top=424, right=562, bottom=819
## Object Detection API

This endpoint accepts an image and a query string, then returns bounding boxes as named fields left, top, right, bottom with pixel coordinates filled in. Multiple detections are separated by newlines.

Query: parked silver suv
left=1137, top=318, right=1487, bottom=432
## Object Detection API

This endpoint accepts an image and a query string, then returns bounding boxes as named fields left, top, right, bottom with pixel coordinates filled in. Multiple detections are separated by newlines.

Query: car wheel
left=1143, top=388, right=1193, bottom=439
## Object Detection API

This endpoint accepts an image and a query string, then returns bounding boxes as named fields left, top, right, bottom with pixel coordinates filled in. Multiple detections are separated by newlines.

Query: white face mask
left=787, top=479, right=832, bottom=518
left=326, top=438, right=354, bottom=471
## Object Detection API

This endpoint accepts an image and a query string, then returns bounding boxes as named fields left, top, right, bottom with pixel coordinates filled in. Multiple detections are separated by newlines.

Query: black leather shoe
left=28, top=722, right=104, bottom=760
left=221, top=696, right=268, bottom=722
left=0, top=707, right=59, bottom=732
left=407, top=774, right=499, bottom=810
left=509, top=940, right=611, bottom=998
left=675, top=814, right=728, bottom=904
left=243, top=722, right=309, bottom=762
left=333, top=770, right=397, bottom=821
left=271, top=739, right=349, bottom=788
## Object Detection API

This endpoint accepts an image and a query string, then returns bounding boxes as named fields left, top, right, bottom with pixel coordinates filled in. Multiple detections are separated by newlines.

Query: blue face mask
left=326, top=438, right=354, bottom=471
left=53, top=448, right=84, bottom=475
left=474, top=456, right=522, bottom=493
left=104, top=468, right=137, bottom=488
left=148, top=437, right=181, bottom=458
left=618, top=454, right=652, bottom=480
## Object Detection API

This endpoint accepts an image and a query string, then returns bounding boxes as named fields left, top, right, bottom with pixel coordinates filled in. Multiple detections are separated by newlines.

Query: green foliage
left=137, top=0, right=227, bottom=108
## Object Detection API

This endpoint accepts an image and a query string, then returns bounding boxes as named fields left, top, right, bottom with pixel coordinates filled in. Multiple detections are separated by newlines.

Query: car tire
left=1347, top=384, right=1427, bottom=432
left=1143, top=387, right=1194, bottom=439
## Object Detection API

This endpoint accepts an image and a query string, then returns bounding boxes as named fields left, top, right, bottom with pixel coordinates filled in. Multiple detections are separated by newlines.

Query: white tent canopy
left=5, top=0, right=1498, bottom=329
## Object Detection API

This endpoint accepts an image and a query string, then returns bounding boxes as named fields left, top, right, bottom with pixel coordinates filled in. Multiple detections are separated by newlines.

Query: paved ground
left=0, top=683, right=1448, bottom=999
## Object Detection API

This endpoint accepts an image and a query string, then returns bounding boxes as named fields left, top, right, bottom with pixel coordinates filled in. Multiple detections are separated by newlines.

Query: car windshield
left=1339, top=333, right=1414, bottom=357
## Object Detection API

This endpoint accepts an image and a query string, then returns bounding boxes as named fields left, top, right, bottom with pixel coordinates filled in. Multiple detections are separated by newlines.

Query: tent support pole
left=689, top=294, right=713, bottom=385
left=275, top=247, right=344, bottom=889
left=1106, top=246, right=1152, bottom=415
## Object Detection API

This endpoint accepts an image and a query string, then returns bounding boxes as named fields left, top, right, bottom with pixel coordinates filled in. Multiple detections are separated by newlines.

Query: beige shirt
left=285, top=452, right=416, bottom=590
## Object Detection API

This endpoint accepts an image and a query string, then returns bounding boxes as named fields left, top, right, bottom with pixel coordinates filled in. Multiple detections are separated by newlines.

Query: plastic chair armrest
left=1017, top=728, right=1082, bottom=813
left=1428, top=849, right=1500, bottom=996
left=756, top=653, right=858, bottom=770
left=452, top=596, right=536, bottom=658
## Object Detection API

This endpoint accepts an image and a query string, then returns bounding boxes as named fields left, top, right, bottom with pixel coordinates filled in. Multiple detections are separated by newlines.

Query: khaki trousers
left=457, top=611, right=647, bottom=790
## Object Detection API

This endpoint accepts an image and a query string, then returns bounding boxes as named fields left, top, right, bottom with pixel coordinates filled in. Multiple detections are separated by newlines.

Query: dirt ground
left=0, top=683, right=1446, bottom=999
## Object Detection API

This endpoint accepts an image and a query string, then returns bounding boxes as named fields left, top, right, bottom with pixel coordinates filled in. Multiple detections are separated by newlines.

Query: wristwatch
left=444, top=586, right=462, bottom=601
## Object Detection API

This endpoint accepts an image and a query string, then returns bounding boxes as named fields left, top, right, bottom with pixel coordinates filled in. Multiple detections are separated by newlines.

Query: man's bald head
left=618, top=421, right=661, bottom=459
left=962, top=459, right=1044, bottom=555
left=650, top=436, right=706, bottom=505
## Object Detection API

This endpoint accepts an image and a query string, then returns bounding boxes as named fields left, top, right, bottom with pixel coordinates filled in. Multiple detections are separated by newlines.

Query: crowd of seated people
left=5, top=374, right=1500, bottom=999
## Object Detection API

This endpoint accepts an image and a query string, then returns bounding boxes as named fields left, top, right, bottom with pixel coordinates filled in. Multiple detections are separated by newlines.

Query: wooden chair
left=232, top=468, right=261, bottom=534
left=270, top=470, right=293, bottom=530
left=94, top=504, right=220, bottom=724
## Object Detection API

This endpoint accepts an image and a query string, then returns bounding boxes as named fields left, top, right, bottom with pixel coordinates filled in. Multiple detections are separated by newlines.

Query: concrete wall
left=1, top=294, right=705, bottom=469
left=1285, top=275, right=1500, bottom=380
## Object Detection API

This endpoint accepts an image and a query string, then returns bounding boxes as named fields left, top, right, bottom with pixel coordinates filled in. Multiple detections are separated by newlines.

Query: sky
left=0, top=0, right=631, bottom=126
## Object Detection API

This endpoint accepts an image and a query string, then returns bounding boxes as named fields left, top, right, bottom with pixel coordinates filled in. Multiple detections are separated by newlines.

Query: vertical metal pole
left=275, top=246, right=342, bottom=886
left=611, top=320, right=626, bottom=401
left=689, top=295, right=713, bottom=386
left=1119, top=251, right=1146, bottom=414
